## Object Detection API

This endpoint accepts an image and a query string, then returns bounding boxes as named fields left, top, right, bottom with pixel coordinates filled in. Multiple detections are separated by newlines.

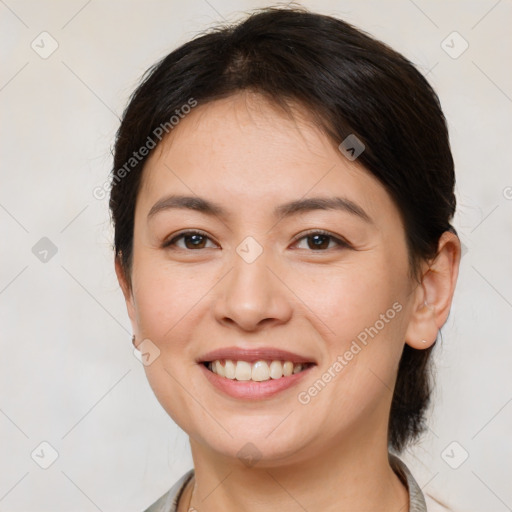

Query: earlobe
left=405, top=300, right=438, bottom=349
left=404, top=231, right=461, bottom=350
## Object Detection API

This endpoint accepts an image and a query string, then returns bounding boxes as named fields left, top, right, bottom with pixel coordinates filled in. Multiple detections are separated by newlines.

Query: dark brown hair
left=109, top=5, right=457, bottom=453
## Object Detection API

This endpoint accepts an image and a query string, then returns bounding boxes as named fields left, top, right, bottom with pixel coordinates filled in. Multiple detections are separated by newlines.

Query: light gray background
left=1, top=1, right=511, bottom=511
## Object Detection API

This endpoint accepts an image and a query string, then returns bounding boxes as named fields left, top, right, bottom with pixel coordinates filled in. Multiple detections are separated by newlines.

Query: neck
left=185, top=428, right=409, bottom=512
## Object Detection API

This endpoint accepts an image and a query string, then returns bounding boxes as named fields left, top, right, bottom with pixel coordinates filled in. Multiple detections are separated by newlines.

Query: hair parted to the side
left=109, top=5, right=457, bottom=453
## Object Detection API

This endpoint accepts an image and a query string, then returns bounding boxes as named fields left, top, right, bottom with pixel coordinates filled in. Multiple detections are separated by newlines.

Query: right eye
left=162, top=230, right=218, bottom=250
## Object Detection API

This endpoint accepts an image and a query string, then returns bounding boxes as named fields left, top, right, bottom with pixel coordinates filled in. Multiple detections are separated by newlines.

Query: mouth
left=196, top=347, right=317, bottom=399
left=202, top=359, right=315, bottom=382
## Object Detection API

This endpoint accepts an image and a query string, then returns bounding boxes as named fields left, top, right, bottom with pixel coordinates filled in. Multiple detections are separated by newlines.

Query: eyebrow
left=147, top=194, right=373, bottom=223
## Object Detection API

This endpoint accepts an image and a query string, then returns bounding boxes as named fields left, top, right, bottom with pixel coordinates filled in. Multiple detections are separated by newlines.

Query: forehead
left=142, top=92, right=338, bottom=182
left=136, top=92, right=398, bottom=225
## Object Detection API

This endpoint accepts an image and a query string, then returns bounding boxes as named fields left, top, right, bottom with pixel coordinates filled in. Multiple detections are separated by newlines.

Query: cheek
left=288, top=259, right=408, bottom=406
left=132, top=262, right=213, bottom=431
left=131, top=258, right=212, bottom=342
left=286, top=258, right=405, bottom=340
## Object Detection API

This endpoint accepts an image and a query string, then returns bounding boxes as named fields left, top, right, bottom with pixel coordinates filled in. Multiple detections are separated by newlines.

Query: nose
left=212, top=249, right=293, bottom=332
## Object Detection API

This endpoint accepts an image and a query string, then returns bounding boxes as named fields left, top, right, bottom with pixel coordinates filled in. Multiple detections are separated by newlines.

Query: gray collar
left=389, top=453, right=428, bottom=512
left=144, top=454, right=427, bottom=511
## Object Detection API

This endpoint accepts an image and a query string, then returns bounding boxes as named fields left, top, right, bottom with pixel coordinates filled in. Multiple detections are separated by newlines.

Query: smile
left=204, top=359, right=313, bottom=382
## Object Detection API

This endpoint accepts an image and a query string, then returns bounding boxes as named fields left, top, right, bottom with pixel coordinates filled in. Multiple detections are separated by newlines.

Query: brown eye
left=294, top=230, right=350, bottom=251
left=163, top=231, right=217, bottom=250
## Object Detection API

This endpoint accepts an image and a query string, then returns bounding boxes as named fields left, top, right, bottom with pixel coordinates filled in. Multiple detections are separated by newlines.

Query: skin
left=116, top=91, right=460, bottom=512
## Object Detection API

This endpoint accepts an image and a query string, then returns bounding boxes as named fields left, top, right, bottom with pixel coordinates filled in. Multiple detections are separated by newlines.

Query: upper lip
left=197, top=346, right=316, bottom=364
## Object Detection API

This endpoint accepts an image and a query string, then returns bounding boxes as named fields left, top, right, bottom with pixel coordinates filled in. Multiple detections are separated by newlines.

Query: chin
left=193, top=424, right=317, bottom=468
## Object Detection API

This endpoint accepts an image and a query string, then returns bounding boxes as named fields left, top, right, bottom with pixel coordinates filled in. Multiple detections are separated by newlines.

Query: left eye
left=293, top=231, right=349, bottom=251
left=163, top=231, right=217, bottom=250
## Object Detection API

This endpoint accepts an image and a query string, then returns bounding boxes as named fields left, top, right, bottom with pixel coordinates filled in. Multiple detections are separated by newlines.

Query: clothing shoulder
left=142, top=469, right=194, bottom=512
left=389, top=453, right=427, bottom=512
left=390, top=453, right=453, bottom=512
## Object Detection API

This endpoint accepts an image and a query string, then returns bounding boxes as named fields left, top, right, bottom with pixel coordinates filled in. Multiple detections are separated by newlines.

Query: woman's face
left=120, top=92, right=423, bottom=466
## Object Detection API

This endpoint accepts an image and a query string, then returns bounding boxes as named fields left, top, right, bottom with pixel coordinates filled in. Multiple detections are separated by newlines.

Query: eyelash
left=162, top=229, right=351, bottom=252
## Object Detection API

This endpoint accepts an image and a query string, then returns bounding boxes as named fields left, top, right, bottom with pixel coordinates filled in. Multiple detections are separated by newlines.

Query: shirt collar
left=146, top=454, right=427, bottom=511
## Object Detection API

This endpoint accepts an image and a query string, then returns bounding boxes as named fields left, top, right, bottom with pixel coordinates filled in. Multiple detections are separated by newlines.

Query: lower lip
left=199, top=363, right=314, bottom=400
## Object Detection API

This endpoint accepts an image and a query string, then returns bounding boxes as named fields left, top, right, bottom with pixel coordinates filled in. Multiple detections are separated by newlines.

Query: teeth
left=208, top=359, right=308, bottom=381
left=215, top=360, right=225, bottom=377
left=269, top=360, right=282, bottom=379
left=252, top=361, right=270, bottom=382
left=224, top=359, right=236, bottom=379
left=235, top=361, right=252, bottom=381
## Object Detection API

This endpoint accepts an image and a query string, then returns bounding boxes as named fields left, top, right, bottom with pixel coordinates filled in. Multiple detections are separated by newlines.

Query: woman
left=110, top=6, right=460, bottom=511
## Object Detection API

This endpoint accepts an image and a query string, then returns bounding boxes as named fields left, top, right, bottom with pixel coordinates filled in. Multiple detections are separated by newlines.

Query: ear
left=114, top=254, right=137, bottom=332
left=405, top=231, right=461, bottom=349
